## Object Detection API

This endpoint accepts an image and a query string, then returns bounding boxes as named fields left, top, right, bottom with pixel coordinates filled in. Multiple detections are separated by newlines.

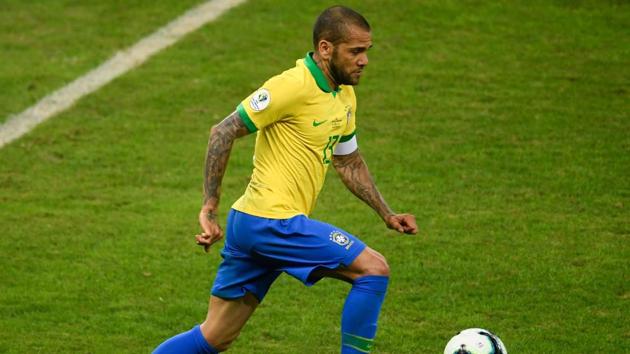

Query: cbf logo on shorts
left=250, top=88, right=270, bottom=111
left=329, top=231, right=354, bottom=250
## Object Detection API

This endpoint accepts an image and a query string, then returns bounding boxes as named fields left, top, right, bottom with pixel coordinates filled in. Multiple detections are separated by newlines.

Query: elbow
left=209, top=124, right=237, bottom=147
left=210, top=124, right=220, bottom=136
left=210, top=124, right=228, bottom=142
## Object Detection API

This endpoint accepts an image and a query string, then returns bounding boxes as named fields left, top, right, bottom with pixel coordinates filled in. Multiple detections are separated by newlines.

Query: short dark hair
left=312, top=5, right=370, bottom=49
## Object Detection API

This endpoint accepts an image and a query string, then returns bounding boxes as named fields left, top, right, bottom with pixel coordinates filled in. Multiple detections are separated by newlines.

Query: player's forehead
left=339, top=24, right=372, bottom=48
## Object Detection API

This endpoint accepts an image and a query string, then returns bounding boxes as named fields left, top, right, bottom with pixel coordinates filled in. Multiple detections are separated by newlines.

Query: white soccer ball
left=444, top=328, right=507, bottom=354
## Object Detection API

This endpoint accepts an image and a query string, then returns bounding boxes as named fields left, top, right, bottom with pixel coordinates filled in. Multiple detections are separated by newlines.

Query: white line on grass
left=0, top=0, right=246, bottom=149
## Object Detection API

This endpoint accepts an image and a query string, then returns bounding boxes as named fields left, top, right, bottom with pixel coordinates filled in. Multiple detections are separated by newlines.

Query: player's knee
left=202, top=327, right=240, bottom=352
left=369, top=257, right=390, bottom=276
left=205, top=333, right=238, bottom=352
left=349, top=248, right=391, bottom=278
left=213, top=337, right=235, bottom=352
left=361, top=253, right=390, bottom=277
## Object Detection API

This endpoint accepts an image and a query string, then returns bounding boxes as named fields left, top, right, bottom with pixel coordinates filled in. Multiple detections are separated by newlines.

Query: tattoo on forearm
left=203, top=111, right=250, bottom=208
left=332, top=150, right=394, bottom=220
left=205, top=210, right=218, bottom=221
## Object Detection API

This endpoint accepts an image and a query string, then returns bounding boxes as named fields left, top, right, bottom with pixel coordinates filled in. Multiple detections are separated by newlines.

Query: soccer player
left=153, top=5, right=417, bottom=354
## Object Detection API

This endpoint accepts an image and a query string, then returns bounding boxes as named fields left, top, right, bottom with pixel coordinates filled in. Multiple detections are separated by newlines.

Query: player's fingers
left=197, top=232, right=212, bottom=239
left=389, top=218, right=405, bottom=233
left=401, top=221, right=417, bottom=234
left=195, top=236, right=213, bottom=253
left=196, top=230, right=224, bottom=249
left=197, top=228, right=221, bottom=239
left=404, top=225, right=418, bottom=235
left=196, top=234, right=214, bottom=246
left=400, top=215, right=418, bottom=234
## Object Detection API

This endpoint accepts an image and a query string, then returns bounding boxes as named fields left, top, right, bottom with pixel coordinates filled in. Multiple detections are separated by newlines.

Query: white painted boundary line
left=0, top=0, right=246, bottom=149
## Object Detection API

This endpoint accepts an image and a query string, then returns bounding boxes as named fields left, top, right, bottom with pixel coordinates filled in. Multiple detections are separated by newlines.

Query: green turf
left=1, top=0, right=628, bottom=353
left=0, top=0, right=202, bottom=123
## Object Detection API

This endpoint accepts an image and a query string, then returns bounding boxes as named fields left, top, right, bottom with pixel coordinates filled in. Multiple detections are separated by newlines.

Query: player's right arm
left=196, top=73, right=299, bottom=250
left=196, top=111, right=251, bottom=252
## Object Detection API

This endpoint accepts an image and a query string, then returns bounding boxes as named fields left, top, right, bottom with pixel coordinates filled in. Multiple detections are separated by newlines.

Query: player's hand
left=385, top=213, right=418, bottom=235
left=196, top=208, right=224, bottom=252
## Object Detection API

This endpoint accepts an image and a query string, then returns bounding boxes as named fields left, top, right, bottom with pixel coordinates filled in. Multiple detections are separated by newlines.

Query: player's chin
left=348, top=75, right=361, bottom=86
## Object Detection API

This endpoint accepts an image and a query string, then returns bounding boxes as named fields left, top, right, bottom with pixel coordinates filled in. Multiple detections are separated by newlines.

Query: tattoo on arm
left=332, top=150, right=394, bottom=221
left=203, top=111, right=251, bottom=213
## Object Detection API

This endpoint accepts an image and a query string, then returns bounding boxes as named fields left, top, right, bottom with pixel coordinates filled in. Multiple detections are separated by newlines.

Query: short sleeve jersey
left=232, top=52, right=357, bottom=219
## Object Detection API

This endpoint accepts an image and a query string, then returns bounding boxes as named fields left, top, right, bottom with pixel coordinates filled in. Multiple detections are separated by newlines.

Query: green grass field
left=1, top=0, right=628, bottom=352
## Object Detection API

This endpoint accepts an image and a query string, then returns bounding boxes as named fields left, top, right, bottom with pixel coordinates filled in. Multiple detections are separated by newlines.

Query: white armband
left=333, top=135, right=358, bottom=155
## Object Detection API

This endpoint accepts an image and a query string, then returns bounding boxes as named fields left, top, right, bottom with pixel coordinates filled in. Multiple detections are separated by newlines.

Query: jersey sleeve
left=334, top=87, right=358, bottom=155
left=341, top=86, right=357, bottom=139
left=236, top=74, right=302, bottom=133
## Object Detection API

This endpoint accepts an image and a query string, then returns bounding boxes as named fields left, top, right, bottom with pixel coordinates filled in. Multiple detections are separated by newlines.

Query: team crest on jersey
left=250, top=88, right=270, bottom=112
left=330, top=231, right=354, bottom=250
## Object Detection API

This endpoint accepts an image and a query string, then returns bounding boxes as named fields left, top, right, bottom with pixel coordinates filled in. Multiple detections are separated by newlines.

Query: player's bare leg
left=152, top=293, right=258, bottom=353
left=200, top=293, right=259, bottom=352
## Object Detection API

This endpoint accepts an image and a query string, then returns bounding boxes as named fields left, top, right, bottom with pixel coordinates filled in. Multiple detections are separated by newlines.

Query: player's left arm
left=332, top=149, right=418, bottom=235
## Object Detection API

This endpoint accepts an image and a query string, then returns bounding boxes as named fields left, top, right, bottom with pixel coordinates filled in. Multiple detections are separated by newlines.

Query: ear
left=317, top=39, right=334, bottom=60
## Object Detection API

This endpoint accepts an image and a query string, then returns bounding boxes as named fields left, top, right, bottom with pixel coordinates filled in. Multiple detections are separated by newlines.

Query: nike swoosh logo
left=312, top=119, right=327, bottom=127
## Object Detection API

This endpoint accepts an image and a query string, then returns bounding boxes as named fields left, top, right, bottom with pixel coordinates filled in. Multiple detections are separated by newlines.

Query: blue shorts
left=211, top=209, right=366, bottom=302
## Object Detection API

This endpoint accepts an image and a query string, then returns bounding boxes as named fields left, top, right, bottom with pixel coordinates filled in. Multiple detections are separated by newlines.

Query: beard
left=329, top=50, right=359, bottom=86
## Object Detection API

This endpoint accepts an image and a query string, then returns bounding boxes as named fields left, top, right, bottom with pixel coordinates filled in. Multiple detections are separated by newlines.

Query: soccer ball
left=444, top=328, right=507, bottom=354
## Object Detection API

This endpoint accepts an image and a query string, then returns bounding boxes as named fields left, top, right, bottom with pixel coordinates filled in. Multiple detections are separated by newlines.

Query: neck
left=312, top=52, right=339, bottom=91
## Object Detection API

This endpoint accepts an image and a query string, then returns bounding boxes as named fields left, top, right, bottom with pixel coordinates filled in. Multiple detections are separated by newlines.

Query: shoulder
left=263, top=64, right=308, bottom=96
left=260, top=66, right=309, bottom=112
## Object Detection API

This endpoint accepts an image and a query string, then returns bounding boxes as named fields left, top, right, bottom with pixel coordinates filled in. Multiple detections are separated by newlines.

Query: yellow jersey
left=232, top=52, right=357, bottom=219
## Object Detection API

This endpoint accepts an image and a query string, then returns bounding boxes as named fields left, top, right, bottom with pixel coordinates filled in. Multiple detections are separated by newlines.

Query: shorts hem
left=302, top=242, right=367, bottom=286
left=211, top=288, right=264, bottom=303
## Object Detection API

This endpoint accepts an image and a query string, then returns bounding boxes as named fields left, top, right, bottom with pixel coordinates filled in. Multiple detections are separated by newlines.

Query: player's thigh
left=200, top=293, right=259, bottom=348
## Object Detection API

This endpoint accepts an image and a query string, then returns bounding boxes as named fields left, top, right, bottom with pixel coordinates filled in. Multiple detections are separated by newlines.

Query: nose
left=358, top=53, right=368, bottom=67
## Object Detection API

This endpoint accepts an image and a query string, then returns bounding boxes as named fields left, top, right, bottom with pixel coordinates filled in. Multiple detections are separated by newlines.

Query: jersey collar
left=305, top=52, right=340, bottom=97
